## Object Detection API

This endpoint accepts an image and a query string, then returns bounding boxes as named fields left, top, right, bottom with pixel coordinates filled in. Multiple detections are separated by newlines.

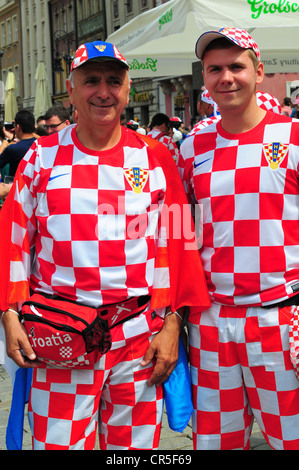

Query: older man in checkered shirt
left=179, top=27, right=299, bottom=450
left=0, top=40, right=209, bottom=450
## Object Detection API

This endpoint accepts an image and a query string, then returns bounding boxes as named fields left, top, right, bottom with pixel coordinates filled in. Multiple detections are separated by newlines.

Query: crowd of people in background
left=0, top=105, right=189, bottom=203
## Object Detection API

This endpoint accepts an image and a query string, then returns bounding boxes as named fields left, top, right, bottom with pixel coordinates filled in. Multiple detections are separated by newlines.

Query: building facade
left=0, top=0, right=194, bottom=127
left=0, top=0, right=23, bottom=121
left=49, top=0, right=77, bottom=108
left=49, top=0, right=107, bottom=108
left=20, top=0, right=52, bottom=115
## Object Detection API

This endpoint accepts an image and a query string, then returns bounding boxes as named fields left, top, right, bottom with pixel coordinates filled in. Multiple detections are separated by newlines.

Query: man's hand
left=3, top=127, right=15, bottom=142
left=2, top=309, right=40, bottom=368
left=0, top=183, right=12, bottom=200
left=141, top=310, right=183, bottom=386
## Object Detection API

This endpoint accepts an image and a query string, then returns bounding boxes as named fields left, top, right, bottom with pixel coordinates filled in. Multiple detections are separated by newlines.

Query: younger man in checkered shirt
left=179, top=27, right=299, bottom=450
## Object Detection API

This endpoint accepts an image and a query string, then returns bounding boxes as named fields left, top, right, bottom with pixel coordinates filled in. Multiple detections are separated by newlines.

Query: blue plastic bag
left=6, top=368, right=33, bottom=450
left=163, top=336, right=193, bottom=432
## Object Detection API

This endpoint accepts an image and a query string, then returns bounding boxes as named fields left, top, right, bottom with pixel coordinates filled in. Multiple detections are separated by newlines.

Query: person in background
left=281, top=97, right=292, bottom=116
left=126, top=119, right=139, bottom=131
left=44, top=106, right=71, bottom=134
left=0, top=110, right=37, bottom=177
left=170, top=116, right=187, bottom=148
left=147, top=113, right=179, bottom=162
left=188, top=89, right=221, bottom=136
left=36, top=115, right=46, bottom=127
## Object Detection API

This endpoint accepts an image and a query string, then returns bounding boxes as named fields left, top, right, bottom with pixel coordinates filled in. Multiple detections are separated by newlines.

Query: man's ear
left=66, top=79, right=74, bottom=105
left=126, top=78, right=132, bottom=105
left=256, top=61, right=264, bottom=86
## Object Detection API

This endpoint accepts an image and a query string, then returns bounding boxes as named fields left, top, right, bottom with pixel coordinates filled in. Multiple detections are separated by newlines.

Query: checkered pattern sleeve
left=181, top=112, right=299, bottom=306
left=147, top=129, right=179, bottom=162
left=188, top=116, right=221, bottom=137
left=159, top=135, right=179, bottom=162
left=0, top=138, right=48, bottom=309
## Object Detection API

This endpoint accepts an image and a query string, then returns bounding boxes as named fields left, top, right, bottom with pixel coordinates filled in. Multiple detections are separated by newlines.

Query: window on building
left=12, top=16, right=18, bottom=43
left=78, top=0, right=89, bottom=21
left=78, top=0, right=84, bottom=21
left=62, top=7, right=67, bottom=32
left=2, top=70, right=6, bottom=89
left=1, top=22, right=5, bottom=47
left=89, top=0, right=102, bottom=15
left=54, top=10, right=59, bottom=32
left=126, top=0, right=133, bottom=14
left=141, top=106, right=149, bottom=127
left=113, top=1, right=119, bottom=18
left=68, top=3, right=74, bottom=31
left=14, top=65, right=20, bottom=97
left=7, top=19, right=11, bottom=45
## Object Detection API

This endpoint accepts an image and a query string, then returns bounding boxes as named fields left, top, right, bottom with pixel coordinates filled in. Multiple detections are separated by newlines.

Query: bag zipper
left=22, top=301, right=90, bottom=327
left=22, top=313, right=84, bottom=335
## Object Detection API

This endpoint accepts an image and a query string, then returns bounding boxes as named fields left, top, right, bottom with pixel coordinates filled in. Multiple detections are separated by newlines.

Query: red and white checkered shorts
left=27, top=327, right=164, bottom=450
left=189, top=303, right=299, bottom=450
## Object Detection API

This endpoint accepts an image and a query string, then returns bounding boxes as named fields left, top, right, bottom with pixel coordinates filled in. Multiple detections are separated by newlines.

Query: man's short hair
left=150, top=113, right=170, bottom=129
left=14, top=109, right=36, bottom=133
left=44, top=106, right=70, bottom=122
left=37, top=115, right=45, bottom=123
left=202, top=37, right=260, bottom=71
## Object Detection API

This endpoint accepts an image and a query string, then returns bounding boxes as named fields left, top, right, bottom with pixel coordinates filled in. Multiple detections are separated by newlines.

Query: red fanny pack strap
left=98, top=295, right=151, bottom=328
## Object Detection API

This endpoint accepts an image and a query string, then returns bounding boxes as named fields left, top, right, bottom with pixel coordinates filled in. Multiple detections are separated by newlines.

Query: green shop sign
left=158, top=7, right=173, bottom=30
left=128, top=58, right=158, bottom=73
left=248, top=0, right=299, bottom=19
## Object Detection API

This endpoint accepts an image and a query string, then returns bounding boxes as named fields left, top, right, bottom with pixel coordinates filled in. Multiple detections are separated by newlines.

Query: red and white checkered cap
left=256, top=90, right=282, bottom=114
left=170, top=116, right=182, bottom=123
left=196, top=27, right=260, bottom=61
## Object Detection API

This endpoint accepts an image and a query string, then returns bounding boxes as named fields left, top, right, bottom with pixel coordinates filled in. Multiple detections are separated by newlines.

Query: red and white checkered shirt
left=179, top=111, right=299, bottom=306
left=14, top=125, right=167, bottom=309
left=147, top=128, right=179, bottom=162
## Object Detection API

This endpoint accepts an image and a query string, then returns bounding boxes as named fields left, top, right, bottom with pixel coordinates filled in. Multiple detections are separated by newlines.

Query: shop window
left=141, top=106, right=149, bottom=127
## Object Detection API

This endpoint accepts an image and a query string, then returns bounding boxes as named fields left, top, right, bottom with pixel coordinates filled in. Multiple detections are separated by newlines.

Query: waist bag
left=21, top=293, right=150, bottom=368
